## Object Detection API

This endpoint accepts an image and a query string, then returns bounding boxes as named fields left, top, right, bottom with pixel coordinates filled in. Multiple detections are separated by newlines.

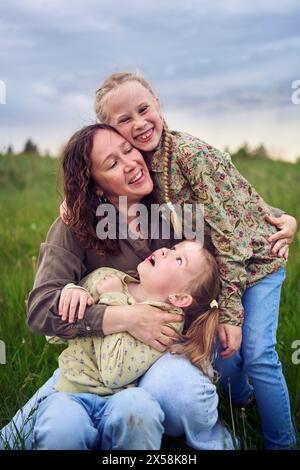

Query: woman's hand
left=265, top=213, right=297, bottom=259
left=59, top=287, right=95, bottom=323
left=60, top=198, right=70, bottom=225
left=103, top=304, right=183, bottom=352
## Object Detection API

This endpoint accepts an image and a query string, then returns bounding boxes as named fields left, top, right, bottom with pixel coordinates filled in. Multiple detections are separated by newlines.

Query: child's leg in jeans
left=216, top=268, right=295, bottom=449
left=214, top=348, right=254, bottom=405
left=0, top=369, right=60, bottom=449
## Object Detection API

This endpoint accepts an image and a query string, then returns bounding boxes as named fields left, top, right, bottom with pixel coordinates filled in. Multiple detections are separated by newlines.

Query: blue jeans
left=1, top=354, right=234, bottom=450
left=33, top=387, right=164, bottom=450
left=0, top=369, right=61, bottom=450
left=139, top=353, right=234, bottom=450
left=1, top=379, right=164, bottom=450
left=214, top=268, right=296, bottom=449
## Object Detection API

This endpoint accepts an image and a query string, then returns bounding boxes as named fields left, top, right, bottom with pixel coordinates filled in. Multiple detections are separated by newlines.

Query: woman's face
left=91, top=129, right=153, bottom=207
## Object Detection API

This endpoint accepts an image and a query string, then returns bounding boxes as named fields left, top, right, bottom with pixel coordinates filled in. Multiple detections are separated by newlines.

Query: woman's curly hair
left=62, top=123, right=121, bottom=256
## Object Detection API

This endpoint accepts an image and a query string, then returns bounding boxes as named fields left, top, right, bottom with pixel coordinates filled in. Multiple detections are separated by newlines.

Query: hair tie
left=210, top=299, right=218, bottom=309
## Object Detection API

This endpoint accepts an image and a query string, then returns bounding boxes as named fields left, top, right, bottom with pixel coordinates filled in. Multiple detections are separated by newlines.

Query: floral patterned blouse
left=146, top=131, right=286, bottom=326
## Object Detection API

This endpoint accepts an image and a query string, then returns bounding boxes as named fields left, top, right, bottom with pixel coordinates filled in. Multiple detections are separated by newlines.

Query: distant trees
left=251, top=144, right=270, bottom=160
left=23, top=139, right=39, bottom=155
left=231, top=143, right=270, bottom=160
left=1, top=142, right=40, bottom=156
left=232, top=143, right=250, bottom=159
left=2, top=138, right=292, bottom=161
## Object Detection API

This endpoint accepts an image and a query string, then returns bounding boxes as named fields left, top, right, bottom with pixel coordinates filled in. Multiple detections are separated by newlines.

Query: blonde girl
left=93, top=72, right=297, bottom=449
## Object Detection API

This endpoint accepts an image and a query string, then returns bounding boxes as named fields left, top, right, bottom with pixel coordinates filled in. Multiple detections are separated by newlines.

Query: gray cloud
left=0, top=0, right=299, bottom=158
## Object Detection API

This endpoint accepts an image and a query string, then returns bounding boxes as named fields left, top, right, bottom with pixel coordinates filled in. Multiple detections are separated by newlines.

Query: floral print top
left=146, top=131, right=286, bottom=326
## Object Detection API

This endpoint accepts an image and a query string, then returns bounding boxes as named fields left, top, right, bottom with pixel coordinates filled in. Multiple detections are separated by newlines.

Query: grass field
left=0, top=152, right=299, bottom=449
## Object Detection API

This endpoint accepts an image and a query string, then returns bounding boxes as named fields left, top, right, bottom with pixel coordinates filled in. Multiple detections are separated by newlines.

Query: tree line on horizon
left=2, top=139, right=300, bottom=163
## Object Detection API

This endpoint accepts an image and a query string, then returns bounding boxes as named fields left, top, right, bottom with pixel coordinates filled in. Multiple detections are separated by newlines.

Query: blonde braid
left=162, top=121, right=182, bottom=236
left=162, top=120, right=172, bottom=203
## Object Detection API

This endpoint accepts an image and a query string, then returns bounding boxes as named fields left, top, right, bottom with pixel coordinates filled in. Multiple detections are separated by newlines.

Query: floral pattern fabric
left=146, top=131, right=285, bottom=326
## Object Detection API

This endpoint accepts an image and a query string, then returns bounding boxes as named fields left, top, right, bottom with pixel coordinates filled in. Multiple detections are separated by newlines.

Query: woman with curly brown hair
left=1, top=124, right=235, bottom=450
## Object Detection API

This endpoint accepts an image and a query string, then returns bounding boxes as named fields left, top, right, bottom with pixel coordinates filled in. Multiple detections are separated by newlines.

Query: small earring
left=99, top=194, right=108, bottom=204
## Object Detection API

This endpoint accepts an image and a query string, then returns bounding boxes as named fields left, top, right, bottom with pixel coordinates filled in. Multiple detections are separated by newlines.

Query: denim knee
left=33, top=393, right=99, bottom=450
left=104, top=387, right=165, bottom=431
left=140, top=354, right=219, bottom=436
left=100, top=388, right=164, bottom=450
left=116, top=387, right=164, bottom=419
left=242, top=335, right=282, bottom=375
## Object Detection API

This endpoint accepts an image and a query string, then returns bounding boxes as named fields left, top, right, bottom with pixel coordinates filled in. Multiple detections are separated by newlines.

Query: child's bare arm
left=59, top=284, right=94, bottom=323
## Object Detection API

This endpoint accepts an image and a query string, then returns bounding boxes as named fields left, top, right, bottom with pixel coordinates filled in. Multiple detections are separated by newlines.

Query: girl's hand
left=103, top=304, right=183, bottom=352
left=218, top=324, right=242, bottom=359
left=60, top=198, right=70, bottom=225
left=59, top=287, right=94, bottom=323
left=265, top=213, right=297, bottom=260
left=96, top=275, right=124, bottom=295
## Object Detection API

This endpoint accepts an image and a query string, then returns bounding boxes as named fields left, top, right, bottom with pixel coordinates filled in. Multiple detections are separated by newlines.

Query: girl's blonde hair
left=94, top=71, right=156, bottom=123
left=170, top=247, right=220, bottom=378
left=94, top=71, right=181, bottom=235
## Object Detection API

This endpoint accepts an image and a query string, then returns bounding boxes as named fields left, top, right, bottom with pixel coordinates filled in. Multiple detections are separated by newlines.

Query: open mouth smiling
left=135, top=128, right=153, bottom=143
left=147, top=254, right=156, bottom=266
left=129, top=170, right=144, bottom=184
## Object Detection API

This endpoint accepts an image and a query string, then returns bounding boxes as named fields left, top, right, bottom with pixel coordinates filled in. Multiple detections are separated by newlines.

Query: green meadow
left=0, top=151, right=299, bottom=449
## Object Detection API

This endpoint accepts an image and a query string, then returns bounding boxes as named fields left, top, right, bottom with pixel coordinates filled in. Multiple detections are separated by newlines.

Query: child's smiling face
left=106, top=81, right=164, bottom=152
left=137, top=241, right=205, bottom=302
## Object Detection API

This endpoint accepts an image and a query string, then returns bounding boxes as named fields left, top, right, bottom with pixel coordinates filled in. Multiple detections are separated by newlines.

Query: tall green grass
left=0, top=153, right=62, bottom=432
left=0, top=152, right=299, bottom=449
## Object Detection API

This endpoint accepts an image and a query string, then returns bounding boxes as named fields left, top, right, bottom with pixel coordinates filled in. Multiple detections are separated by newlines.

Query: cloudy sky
left=0, top=0, right=300, bottom=160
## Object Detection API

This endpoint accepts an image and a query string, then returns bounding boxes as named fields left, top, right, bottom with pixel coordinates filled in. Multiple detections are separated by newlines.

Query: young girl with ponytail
left=93, top=72, right=297, bottom=449
left=51, top=240, right=221, bottom=395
